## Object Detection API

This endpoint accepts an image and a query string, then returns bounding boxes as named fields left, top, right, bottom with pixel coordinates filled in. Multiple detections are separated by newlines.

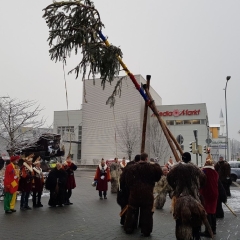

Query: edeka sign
left=151, top=109, right=201, bottom=117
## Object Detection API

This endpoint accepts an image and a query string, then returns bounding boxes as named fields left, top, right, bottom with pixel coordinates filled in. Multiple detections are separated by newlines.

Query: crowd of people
left=3, top=154, right=77, bottom=213
left=97, top=152, right=231, bottom=239
left=3, top=150, right=233, bottom=239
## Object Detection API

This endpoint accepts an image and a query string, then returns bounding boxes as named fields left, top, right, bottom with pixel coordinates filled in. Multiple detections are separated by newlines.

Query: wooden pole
left=143, top=86, right=181, bottom=162
left=141, top=75, right=151, bottom=153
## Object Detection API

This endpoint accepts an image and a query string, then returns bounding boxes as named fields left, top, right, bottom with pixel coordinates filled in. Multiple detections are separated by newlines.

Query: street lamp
left=224, top=76, right=231, bottom=161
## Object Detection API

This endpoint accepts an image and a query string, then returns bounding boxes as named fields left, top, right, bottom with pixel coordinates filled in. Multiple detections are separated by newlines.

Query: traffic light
left=189, top=142, right=197, bottom=154
left=203, top=146, right=207, bottom=153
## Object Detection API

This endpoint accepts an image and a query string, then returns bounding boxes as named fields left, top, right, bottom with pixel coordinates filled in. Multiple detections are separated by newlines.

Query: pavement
left=0, top=170, right=239, bottom=240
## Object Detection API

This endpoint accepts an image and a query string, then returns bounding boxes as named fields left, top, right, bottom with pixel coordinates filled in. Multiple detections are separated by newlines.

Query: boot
left=37, top=202, right=43, bottom=207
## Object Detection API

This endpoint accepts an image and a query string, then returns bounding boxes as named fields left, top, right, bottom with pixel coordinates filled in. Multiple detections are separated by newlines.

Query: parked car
left=229, top=161, right=240, bottom=182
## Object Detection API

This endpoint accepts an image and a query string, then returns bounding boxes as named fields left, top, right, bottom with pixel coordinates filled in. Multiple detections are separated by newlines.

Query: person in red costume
left=63, top=155, right=77, bottom=205
left=94, top=158, right=111, bottom=199
left=200, top=158, right=219, bottom=237
left=4, top=155, right=20, bottom=214
left=18, top=155, right=34, bottom=210
left=32, top=157, right=44, bottom=208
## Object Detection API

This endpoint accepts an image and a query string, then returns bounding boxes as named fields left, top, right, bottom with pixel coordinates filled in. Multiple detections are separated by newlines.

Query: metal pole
left=193, top=129, right=198, bottom=166
left=225, top=76, right=231, bottom=161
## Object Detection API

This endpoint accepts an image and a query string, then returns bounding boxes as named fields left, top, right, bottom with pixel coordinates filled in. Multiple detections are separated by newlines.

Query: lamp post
left=224, top=76, right=231, bottom=161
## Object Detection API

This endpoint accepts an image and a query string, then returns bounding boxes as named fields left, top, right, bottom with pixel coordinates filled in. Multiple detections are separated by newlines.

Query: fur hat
left=205, top=158, right=214, bottom=166
left=182, top=152, right=191, bottom=163
left=10, top=155, right=20, bottom=162
left=134, top=154, right=141, bottom=162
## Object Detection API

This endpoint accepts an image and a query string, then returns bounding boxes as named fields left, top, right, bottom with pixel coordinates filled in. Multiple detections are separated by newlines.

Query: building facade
left=150, top=103, right=209, bottom=166
left=53, top=76, right=210, bottom=166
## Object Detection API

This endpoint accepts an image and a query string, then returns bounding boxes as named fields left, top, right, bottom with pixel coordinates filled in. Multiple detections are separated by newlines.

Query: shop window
left=175, top=120, right=184, bottom=125
left=183, top=120, right=192, bottom=125
left=200, top=119, right=206, bottom=124
left=166, top=120, right=174, bottom=125
left=192, top=120, right=200, bottom=124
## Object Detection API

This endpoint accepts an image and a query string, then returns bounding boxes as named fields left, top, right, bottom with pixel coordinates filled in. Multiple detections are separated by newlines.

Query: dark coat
left=214, top=161, right=230, bottom=181
left=18, top=165, right=33, bottom=192
left=63, top=162, right=77, bottom=189
left=32, top=168, right=44, bottom=193
left=46, top=167, right=67, bottom=206
left=94, top=164, right=111, bottom=191
left=125, top=161, right=162, bottom=207
left=45, top=168, right=67, bottom=191
left=117, top=161, right=135, bottom=208
left=200, top=167, right=219, bottom=214
left=167, top=163, right=206, bottom=201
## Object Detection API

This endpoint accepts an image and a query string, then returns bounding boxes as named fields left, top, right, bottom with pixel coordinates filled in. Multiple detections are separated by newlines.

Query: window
left=166, top=120, right=174, bottom=125
left=183, top=120, right=192, bottom=125
left=200, top=119, right=206, bottom=125
left=192, top=120, right=200, bottom=124
left=57, top=126, right=74, bottom=135
left=175, top=120, right=184, bottom=125
left=78, top=126, right=82, bottom=141
left=77, top=143, right=81, bottom=159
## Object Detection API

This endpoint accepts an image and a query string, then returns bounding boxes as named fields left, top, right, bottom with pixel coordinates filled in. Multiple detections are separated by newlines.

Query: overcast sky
left=0, top=1, right=239, bottom=140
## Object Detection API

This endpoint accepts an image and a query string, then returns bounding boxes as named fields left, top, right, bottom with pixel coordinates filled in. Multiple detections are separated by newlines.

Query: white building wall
left=81, top=75, right=162, bottom=165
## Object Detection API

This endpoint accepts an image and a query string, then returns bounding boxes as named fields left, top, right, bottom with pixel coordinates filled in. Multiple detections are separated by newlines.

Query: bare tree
left=117, top=117, right=140, bottom=160
left=149, top=120, right=171, bottom=165
left=0, top=98, right=46, bottom=156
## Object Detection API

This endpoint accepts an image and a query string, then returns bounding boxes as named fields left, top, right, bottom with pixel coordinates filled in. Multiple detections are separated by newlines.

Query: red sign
left=151, top=109, right=201, bottom=117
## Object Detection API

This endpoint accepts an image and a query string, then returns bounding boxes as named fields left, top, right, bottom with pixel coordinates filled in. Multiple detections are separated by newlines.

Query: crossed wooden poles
left=98, top=31, right=183, bottom=162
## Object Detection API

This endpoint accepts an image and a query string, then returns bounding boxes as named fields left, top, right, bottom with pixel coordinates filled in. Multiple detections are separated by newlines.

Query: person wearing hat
left=3, top=155, right=20, bottom=214
left=167, top=152, right=207, bottom=240
left=117, top=154, right=141, bottom=226
left=123, top=153, right=162, bottom=237
left=94, top=158, right=111, bottom=200
left=18, top=155, right=34, bottom=210
left=62, top=155, right=77, bottom=205
left=32, top=157, right=44, bottom=208
left=199, top=157, right=219, bottom=237
left=110, top=157, right=121, bottom=193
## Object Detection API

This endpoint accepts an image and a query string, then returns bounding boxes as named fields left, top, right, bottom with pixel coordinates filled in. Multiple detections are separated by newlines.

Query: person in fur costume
left=117, top=154, right=141, bottom=226
left=62, top=155, right=77, bottom=205
left=45, top=162, right=67, bottom=207
left=167, top=152, right=208, bottom=240
left=215, top=156, right=231, bottom=197
left=200, top=158, right=219, bottom=237
left=216, top=179, right=227, bottom=218
left=32, top=157, right=44, bottom=208
left=94, top=159, right=111, bottom=199
left=154, top=166, right=172, bottom=210
left=110, top=157, right=121, bottom=193
left=123, top=153, right=162, bottom=237
left=18, top=155, right=34, bottom=210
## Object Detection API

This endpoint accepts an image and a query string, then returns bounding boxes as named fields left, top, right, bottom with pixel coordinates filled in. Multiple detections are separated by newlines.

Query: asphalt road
left=0, top=170, right=239, bottom=240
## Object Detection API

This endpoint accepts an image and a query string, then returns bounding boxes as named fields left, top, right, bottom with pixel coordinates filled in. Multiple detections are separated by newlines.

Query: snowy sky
left=0, top=1, right=240, bottom=140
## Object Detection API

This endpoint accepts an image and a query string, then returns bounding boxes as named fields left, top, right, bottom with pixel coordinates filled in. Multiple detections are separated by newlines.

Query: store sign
left=151, top=109, right=201, bottom=117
